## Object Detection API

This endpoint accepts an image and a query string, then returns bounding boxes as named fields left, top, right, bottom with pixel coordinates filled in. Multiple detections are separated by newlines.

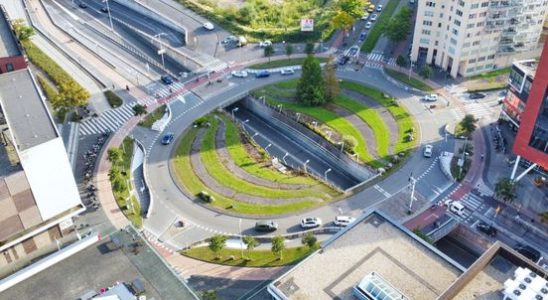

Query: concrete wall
left=241, top=97, right=375, bottom=184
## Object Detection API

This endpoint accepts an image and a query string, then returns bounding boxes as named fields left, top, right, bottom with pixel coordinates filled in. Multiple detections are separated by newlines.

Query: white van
left=449, top=202, right=466, bottom=217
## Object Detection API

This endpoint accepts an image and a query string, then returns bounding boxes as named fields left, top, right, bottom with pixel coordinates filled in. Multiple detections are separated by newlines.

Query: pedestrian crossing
left=451, top=101, right=498, bottom=121
left=447, top=193, right=485, bottom=223
left=78, top=82, right=185, bottom=136
left=364, top=52, right=396, bottom=69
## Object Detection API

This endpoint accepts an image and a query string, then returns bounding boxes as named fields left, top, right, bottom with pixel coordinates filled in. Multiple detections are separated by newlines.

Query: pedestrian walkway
left=446, top=193, right=485, bottom=224
left=364, top=51, right=396, bottom=69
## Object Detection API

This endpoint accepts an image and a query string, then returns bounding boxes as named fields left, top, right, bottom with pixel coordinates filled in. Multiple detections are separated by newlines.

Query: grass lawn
left=181, top=245, right=318, bottom=267
left=361, top=0, right=400, bottom=52
left=249, top=57, right=328, bottom=70
left=340, top=81, right=417, bottom=153
left=470, top=67, right=511, bottom=80
left=172, top=126, right=323, bottom=215
left=139, top=105, right=167, bottom=128
left=221, top=114, right=327, bottom=187
left=334, top=95, right=390, bottom=159
left=385, top=68, right=434, bottom=91
left=264, top=96, right=378, bottom=168
left=200, top=118, right=332, bottom=200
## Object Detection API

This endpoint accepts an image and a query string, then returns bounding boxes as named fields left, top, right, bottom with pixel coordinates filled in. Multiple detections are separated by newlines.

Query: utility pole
left=103, top=0, right=114, bottom=31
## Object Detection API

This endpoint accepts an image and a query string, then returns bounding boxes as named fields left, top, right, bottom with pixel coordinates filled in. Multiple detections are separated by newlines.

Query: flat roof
left=0, top=5, right=21, bottom=57
left=513, top=59, right=538, bottom=78
left=0, top=69, right=57, bottom=151
left=269, top=212, right=463, bottom=300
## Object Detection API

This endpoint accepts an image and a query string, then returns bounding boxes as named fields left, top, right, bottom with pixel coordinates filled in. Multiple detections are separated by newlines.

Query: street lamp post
left=282, top=152, right=289, bottom=165
left=408, top=173, right=417, bottom=214
left=296, top=112, right=301, bottom=123
left=252, top=132, right=259, bottom=140
left=103, top=0, right=114, bottom=31
left=265, top=143, right=272, bottom=156
left=324, top=168, right=332, bottom=181
left=303, top=159, right=310, bottom=173
left=238, top=218, right=244, bottom=258
left=231, top=107, right=239, bottom=119
left=153, top=33, right=167, bottom=69
left=312, top=121, right=317, bottom=129
left=277, top=104, right=283, bottom=113
left=242, top=119, right=250, bottom=130
left=337, top=141, right=344, bottom=153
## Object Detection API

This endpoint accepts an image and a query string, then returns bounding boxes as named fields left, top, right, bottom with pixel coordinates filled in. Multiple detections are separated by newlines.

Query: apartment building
left=411, top=0, right=548, bottom=78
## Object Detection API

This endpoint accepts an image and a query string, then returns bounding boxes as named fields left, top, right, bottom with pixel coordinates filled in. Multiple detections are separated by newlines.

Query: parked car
left=514, top=244, right=542, bottom=263
left=476, top=221, right=497, bottom=236
left=255, top=220, right=278, bottom=232
left=280, top=68, right=295, bottom=75
left=161, top=133, right=174, bottom=145
left=78, top=2, right=88, bottom=8
left=370, top=14, right=378, bottom=21
left=365, top=21, right=372, bottom=29
left=255, top=70, right=271, bottom=78
left=203, top=22, right=215, bottom=31
left=423, top=144, right=433, bottom=158
left=377, top=4, right=383, bottom=11
left=222, top=35, right=238, bottom=44
left=423, top=94, right=438, bottom=102
left=100, top=6, right=109, bottom=13
left=359, top=31, right=367, bottom=41
left=231, top=70, right=248, bottom=78
left=338, top=56, right=350, bottom=65
left=469, top=92, right=486, bottom=99
left=334, top=216, right=356, bottom=227
left=361, top=13, right=369, bottom=20
left=259, top=40, right=272, bottom=47
left=160, top=75, right=175, bottom=85
left=301, top=217, right=322, bottom=229
left=237, top=36, right=248, bottom=47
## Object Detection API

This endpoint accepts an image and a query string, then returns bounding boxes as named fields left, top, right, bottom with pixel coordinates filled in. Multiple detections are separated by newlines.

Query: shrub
left=104, top=90, right=123, bottom=108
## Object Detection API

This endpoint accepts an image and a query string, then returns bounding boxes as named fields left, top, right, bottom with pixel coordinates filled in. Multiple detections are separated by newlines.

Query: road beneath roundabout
left=141, top=67, right=459, bottom=248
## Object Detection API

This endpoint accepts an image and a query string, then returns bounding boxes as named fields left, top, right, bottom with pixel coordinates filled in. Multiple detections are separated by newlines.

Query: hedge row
left=104, top=90, right=123, bottom=108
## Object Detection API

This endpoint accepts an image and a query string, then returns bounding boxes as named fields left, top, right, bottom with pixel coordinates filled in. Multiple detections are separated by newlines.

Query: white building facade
left=411, top=0, right=548, bottom=78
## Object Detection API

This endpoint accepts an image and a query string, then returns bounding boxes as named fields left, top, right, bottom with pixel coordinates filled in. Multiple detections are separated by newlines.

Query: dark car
left=476, top=221, right=497, bottom=236
left=469, top=92, right=486, bottom=99
left=78, top=2, right=88, bottom=8
left=161, top=75, right=175, bottom=85
left=161, top=133, right=174, bottom=145
left=338, top=56, right=350, bottom=65
left=514, top=244, right=541, bottom=263
left=100, top=6, right=109, bottom=13
left=255, top=220, right=278, bottom=232
left=255, top=70, right=270, bottom=78
left=359, top=32, right=367, bottom=41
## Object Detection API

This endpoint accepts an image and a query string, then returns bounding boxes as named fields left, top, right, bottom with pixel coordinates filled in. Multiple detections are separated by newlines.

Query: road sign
left=300, top=19, right=314, bottom=32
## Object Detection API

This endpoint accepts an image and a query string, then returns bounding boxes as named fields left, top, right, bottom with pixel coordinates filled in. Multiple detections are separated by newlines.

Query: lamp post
left=242, top=119, right=249, bottom=130
left=283, top=152, right=289, bottom=165
left=153, top=33, right=167, bottom=69
left=296, top=112, right=301, bottom=123
left=102, top=0, right=114, bottom=31
left=239, top=218, right=244, bottom=258
left=303, top=159, right=310, bottom=173
left=252, top=132, right=259, bottom=140
left=265, top=143, right=272, bottom=156
left=277, top=104, right=283, bottom=113
left=312, top=121, right=317, bottom=129
left=337, top=141, right=344, bottom=153
left=408, top=173, right=417, bottom=214
left=231, top=107, right=239, bottom=119
left=324, top=168, right=332, bottom=181
left=327, top=131, right=332, bottom=140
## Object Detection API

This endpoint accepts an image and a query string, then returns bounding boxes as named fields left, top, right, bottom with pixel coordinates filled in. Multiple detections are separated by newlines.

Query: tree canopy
left=332, top=11, right=354, bottom=31
left=324, top=56, right=339, bottom=102
left=11, top=19, right=34, bottom=41
left=271, top=235, right=285, bottom=260
left=459, top=114, right=478, bottom=137
left=285, top=43, right=294, bottom=60
left=208, top=234, right=228, bottom=258
left=338, top=0, right=366, bottom=19
left=296, top=55, right=326, bottom=106
left=51, top=81, right=90, bottom=110
left=264, top=44, right=274, bottom=62
left=419, top=65, right=433, bottom=79
left=384, top=7, right=412, bottom=42
left=495, top=178, right=517, bottom=203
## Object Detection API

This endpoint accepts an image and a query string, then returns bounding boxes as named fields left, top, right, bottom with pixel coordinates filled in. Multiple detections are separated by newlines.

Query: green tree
left=324, top=56, right=339, bottom=102
left=338, top=0, right=366, bottom=19
left=285, top=43, right=294, bottom=61
left=396, top=55, right=408, bottom=68
left=52, top=81, right=90, bottom=110
left=208, top=234, right=228, bottom=259
left=11, top=19, right=35, bottom=41
left=296, top=55, right=326, bottom=106
left=107, top=148, right=123, bottom=163
left=384, top=7, right=412, bottom=42
left=271, top=235, right=285, bottom=260
left=459, top=114, right=478, bottom=137
left=132, top=104, right=147, bottom=116
left=342, top=135, right=357, bottom=153
left=200, top=289, right=217, bottom=300
left=264, top=44, right=274, bottom=62
left=301, top=233, right=317, bottom=248
left=304, top=43, right=315, bottom=55
left=242, top=235, right=259, bottom=259
left=332, top=11, right=354, bottom=31
left=419, top=65, right=433, bottom=79
left=495, top=178, right=517, bottom=203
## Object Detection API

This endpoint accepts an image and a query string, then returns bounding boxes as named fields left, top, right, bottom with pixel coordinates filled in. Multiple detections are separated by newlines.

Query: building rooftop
left=0, top=69, right=57, bottom=151
left=513, top=59, right=538, bottom=78
left=268, top=212, right=464, bottom=300
left=0, top=5, right=21, bottom=58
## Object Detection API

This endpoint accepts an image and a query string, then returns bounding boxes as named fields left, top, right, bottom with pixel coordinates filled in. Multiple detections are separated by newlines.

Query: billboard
left=300, top=19, right=314, bottom=32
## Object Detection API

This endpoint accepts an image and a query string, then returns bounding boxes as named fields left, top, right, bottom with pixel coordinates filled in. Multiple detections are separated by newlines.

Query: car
left=100, top=6, right=109, bottom=13
left=222, top=35, right=238, bottom=44
left=231, top=70, right=248, bottom=78
left=359, top=31, right=367, bottom=41
left=255, top=70, right=270, bottom=78
left=280, top=68, right=295, bottom=75
left=365, top=21, right=372, bottom=29
left=338, top=56, right=350, bottom=65
left=370, top=14, right=378, bottom=21
left=301, top=217, right=322, bottom=229
left=161, top=133, right=174, bottom=145
left=367, top=7, right=374, bottom=13
left=334, top=216, right=356, bottom=227
left=476, top=221, right=497, bottom=236
left=423, top=94, right=438, bottom=102
left=377, top=4, right=383, bottom=11
left=449, top=201, right=466, bottom=217
left=255, top=220, right=278, bottom=232
left=203, top=22, right=215, bottom=31
left=236, top=36, right=248, bottom=47
left=259, top=40, right=272, bottom=47
left=368, top=4, right=375, bottom=10
left=361, top=12, right=370, bottom=20
left=514, top=244, right=542, bottom=263
left=160, top=75, right=175, bottom=85
left=78, top=2, right=88, bottom=8
left=423, top=144, right=433, bottom=158
left=409, top=0, right=415, bottom=4
left=469, top=92, right=486, bottom=99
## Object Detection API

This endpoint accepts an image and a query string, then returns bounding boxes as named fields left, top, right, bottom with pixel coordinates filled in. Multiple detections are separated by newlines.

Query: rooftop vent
left=536, top=295, right=543, bottom=300
left=514, top=290, right=522, bottom=296
left=519, top=284, right=527, bottom=290
left=525, top=277, right=532, bottom=283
